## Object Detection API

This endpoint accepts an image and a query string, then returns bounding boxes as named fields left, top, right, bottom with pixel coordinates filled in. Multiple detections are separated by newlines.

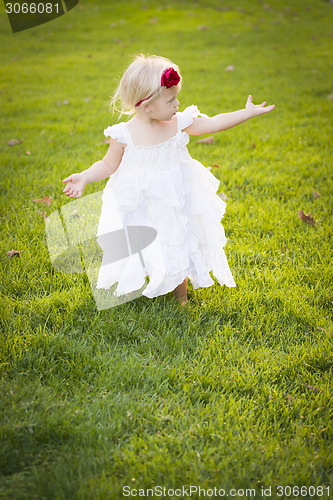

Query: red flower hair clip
left=161, top=67, right=181, bottom=89
left=136, top=67, right=180, bottom=107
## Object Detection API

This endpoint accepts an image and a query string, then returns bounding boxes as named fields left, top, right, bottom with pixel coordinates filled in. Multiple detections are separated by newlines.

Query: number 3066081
left=276, top=485, right=330, bottom=497
left=5, top=3, right=59, bottom=14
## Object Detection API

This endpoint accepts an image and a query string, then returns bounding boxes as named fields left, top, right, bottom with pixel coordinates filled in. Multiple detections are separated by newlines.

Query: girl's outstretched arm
left=185, top=95, right=275, bottom=136
left=62, top=138, right=124, bottom=198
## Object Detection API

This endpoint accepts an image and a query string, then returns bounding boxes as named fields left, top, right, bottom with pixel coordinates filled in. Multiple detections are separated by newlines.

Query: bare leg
left=172, top=277, right=188, bottom=306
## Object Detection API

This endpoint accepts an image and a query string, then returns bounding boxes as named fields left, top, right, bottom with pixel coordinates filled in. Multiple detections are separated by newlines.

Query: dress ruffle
left=103, top=122, right=130, bottom=144
left=97, top=106, right=236, bottom=298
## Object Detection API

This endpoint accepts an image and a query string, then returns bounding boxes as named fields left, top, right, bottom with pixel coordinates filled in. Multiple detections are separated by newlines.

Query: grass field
left=0, top=0, right=332, bottom=498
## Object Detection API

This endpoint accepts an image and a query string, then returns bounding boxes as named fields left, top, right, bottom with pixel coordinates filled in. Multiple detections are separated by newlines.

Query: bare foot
left=172, top=277, right=188, bottom=305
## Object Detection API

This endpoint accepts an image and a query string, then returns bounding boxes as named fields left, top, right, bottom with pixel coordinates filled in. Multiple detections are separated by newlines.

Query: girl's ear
left=141, top=102, right=151, bottom=113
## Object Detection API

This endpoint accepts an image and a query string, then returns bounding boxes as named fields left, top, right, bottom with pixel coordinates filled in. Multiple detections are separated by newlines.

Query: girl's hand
left=62, top=173, right=88, bottom=198
left=245, top=95, right=275, bottom=116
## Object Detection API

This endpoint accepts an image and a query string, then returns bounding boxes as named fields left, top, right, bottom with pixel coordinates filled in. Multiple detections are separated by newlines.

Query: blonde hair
left=110, top=54, right=182, bottom=117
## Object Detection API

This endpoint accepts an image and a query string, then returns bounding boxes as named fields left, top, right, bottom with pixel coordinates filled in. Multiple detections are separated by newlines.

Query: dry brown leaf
left=57, top=100, right=69, bottom=106
left=225, top=65, right=235, bottom=72
left=33, top=195, right=52, bottom=207
left=299, top=210, right=316, bottom=226
left=306, top=384, right=319, bottom=392
left=327, top=93, right=333, bottom=100
left=197, top=136, right=214, bottom=144
left=8, top=139, right=22, bottom=146
left=212, top=164, right=221, bottom=168
left=218, top=191, right=229, bottom=201
left=251, top=143, right=256, bottom=148
left=198, top=25, right=208, bottom=31
left=312, top=188, right=321, bottom=199
left=7, top=249, right=22, bottom=257
left=149, top=17, right=158, bottom=24
left=38, top=211, right=47, bottom=219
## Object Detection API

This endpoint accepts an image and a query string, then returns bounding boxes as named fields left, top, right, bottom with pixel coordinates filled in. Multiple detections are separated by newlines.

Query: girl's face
left=147, top=85, right=180, bottom=121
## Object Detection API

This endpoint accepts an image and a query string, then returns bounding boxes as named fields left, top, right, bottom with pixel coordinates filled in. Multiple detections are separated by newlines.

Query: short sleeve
left=103, top=122, right=132, bottom=145
left=176, top=105, right=208, bottom=147
left=177, top=105, right=208, bottom=133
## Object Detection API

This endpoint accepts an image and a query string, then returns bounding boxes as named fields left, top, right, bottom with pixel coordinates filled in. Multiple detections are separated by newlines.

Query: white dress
left=96, top=105, right=236, bottom=299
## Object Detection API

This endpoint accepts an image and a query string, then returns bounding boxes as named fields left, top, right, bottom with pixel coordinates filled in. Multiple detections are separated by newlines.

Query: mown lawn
left=0, top=0, right=332, bottom=498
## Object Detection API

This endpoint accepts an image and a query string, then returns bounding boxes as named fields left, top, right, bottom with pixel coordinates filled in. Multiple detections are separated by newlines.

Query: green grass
left=0, top=0, right=332, bottom=498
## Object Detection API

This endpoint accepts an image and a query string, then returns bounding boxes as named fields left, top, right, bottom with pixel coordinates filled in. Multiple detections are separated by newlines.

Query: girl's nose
left=175, top=99, right=180, bottom=107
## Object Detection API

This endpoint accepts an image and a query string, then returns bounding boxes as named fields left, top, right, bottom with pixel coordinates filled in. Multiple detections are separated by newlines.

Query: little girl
left=62, top=54, right=275, bottom=306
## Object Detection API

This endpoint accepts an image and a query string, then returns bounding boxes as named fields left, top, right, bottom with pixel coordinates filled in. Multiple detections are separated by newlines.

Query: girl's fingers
left=263, top=104, right=275, bottom=113
left=246, top=95, right=252, bottom=105
left=62, top=175, right=84, bottom=198
left=65, top=187, right=74, bottom=196
left=261, top=101, right=267, bottom=107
